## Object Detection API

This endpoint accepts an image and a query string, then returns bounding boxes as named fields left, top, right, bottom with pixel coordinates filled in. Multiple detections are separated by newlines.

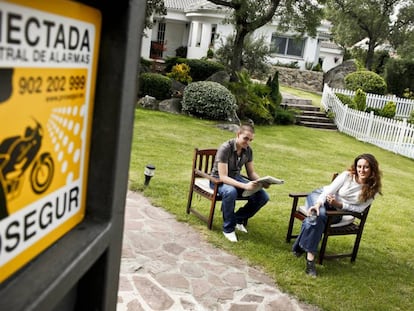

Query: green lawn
left=129, top=107, right=413, bottom=311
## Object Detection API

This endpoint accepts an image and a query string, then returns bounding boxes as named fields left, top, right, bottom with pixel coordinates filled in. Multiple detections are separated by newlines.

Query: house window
left=150, top=22, right=166, bottom=59
left=210, top=24, right=217, bottom=46
left=157, top=22, right=166, bottom=43
left=196, top=23, right=203, bottom=47
left=270, top=34, right=305, bottom=57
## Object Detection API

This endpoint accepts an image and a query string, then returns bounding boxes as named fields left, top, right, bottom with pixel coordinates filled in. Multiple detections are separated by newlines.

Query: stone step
left=281, top=97, right=313, bottom=106
left=301, top=110, right=327, bottom=117
left=297, top=115, right=334, bottom=124
left=299, top=121, right=338, bottom=130
left=283, top=102, right=337, bottom=130
left=283, top=103, right=320, bottom=112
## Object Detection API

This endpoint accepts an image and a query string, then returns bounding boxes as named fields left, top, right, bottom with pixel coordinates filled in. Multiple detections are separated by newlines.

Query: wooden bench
left=186, top=148, right=249, bottom=229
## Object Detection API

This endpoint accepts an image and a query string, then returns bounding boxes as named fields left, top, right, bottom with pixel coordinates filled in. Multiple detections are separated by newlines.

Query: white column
left=189, top=21, right=199, bottom=47
left=140, top=28, right=152, bottom=59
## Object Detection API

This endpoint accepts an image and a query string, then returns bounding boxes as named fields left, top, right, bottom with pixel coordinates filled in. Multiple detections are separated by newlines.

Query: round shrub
left=139, top=73, right=171, bottom=100
left=182, top=81, right=237, bottom=120
left=344, top=71, right=387, bottom=95
left=381, top=101, right=396, bottom=118
left=167, top=63, right=192, bottom=84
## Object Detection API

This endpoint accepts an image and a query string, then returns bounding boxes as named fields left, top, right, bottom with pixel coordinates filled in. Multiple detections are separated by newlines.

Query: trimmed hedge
left=139, top=73, right=171, bottom=100
left=182, top=81, right=236, bottom=120
left=164, top=57, right=225, bottom=81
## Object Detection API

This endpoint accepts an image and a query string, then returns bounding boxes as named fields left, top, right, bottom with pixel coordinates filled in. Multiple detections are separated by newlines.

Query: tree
left=215, top=34, right=271, bottom=79
left=145, top=0, right=166, bottom=29
left=207, top=0, right=325, bottom=80
left=326, top=0, right=406, bottom=70
left=390, top=3, right=414, bottom=60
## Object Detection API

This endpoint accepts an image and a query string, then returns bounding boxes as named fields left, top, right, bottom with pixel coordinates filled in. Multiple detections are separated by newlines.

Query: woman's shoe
left=306, top=259, right=317, bottom=277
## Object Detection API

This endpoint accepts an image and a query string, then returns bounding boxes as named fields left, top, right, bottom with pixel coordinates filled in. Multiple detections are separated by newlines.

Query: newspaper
left=242, top=176, right=284, bottom=197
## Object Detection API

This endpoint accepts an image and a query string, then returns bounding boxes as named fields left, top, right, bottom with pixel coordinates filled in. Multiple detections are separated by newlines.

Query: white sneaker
left=236, top=223, right=248, bottom=233
left=223, top=231, right=238, bottom=242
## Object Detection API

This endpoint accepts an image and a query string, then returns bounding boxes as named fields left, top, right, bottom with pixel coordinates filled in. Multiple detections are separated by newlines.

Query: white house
left=141, top=0, right=343, bottom=72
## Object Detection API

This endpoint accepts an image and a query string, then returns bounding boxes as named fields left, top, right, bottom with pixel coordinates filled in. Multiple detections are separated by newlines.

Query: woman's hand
left=308, top=204, right=320, bottom=216
left=326, top=194, right=340, bottom=208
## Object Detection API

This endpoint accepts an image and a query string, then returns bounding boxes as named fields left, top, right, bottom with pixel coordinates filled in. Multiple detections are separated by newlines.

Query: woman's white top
left=317, top=171, right=374, bottom=213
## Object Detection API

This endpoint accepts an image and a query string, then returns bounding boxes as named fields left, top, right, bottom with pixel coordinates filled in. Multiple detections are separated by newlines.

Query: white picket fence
left=330, top=87, right=414, bottom=118
left=322, top=84, right=414, bottom=159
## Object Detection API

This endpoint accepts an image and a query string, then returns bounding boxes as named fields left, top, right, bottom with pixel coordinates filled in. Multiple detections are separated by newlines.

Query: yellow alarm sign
left=0, top=0, right=101, bottom=282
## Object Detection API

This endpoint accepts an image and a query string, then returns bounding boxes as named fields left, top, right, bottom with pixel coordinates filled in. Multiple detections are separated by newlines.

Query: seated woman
left=292, top=153, right=382, bottom=277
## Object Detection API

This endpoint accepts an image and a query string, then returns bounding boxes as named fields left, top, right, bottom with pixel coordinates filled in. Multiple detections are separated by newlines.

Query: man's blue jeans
left=211, top=175, right=269, bottom=233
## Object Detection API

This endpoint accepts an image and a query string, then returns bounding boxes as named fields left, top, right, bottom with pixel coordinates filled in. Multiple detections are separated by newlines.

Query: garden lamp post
left=144, top=164, right=156, bottom=186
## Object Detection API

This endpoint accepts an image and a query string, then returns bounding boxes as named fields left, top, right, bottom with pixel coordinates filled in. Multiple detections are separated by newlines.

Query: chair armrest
left=326, top=210, right=362, bottom=218
left=288, top=192, right=309, bottom=214
left=289, top=192, right=309, bottom=198
left=194, top=169, right=222, bottom=185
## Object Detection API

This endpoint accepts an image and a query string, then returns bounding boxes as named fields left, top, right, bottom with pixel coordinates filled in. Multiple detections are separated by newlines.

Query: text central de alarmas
left=0, top=10, right=91, bottom=52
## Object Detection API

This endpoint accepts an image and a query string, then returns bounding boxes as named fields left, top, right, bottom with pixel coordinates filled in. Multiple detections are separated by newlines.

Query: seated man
left=210, top=124, right=269, bottom=242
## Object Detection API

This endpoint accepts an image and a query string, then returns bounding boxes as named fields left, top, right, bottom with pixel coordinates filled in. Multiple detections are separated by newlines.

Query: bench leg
left=186, top=185, right=194, bottom=214
left=286, top=197, right=299, bottom=242
left=351, top=233, right=363, bottom=263
left=207, top=199, right=217, bottom=230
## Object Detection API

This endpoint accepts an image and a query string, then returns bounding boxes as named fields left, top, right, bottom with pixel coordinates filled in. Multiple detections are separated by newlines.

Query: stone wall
left=270, top=66, right=324, bottom=93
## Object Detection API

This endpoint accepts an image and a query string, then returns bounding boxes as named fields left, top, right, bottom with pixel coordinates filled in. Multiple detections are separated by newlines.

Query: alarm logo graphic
left=0, top=120, right=54, bottom=220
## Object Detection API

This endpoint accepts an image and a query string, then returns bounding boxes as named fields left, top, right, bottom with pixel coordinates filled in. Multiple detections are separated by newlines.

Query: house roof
left=320, top=41, right=341, bottom=50
left=187, top=0, right=224, bottom=10
left=164, top=0, right=201, bottom=10
left=165, top=0, right=224, bottom=11
left=352, top=38, right=393, bottom=51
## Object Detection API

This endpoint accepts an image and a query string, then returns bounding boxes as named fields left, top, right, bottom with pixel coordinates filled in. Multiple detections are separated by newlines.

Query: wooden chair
left=286, top=173, right=372, bottom=264
left=186, top=148, right=249, bottom=229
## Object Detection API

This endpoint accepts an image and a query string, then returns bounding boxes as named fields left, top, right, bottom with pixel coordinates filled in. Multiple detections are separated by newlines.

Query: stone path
left=117, top=191, right=319, bottom=311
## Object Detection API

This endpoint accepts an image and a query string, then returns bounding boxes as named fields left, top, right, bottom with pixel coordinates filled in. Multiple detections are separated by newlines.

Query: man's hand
left=245, top=181, right=261, bottom=190
left=261, top=181, right=271, bottom=189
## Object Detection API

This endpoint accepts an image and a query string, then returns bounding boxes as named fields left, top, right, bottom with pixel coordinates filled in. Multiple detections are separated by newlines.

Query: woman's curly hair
left=349, top=153, right=382, bottom=202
